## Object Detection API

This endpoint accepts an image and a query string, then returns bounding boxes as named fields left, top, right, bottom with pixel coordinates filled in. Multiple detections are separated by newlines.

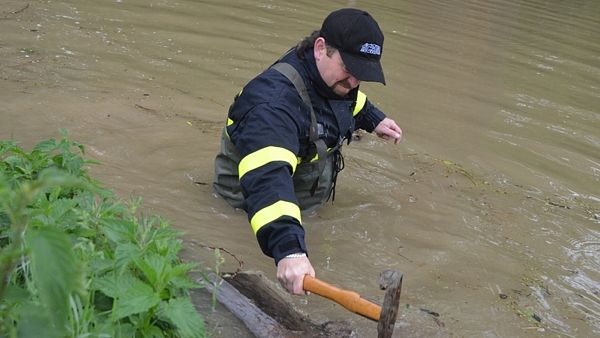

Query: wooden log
left=200, top=271, right=294, bottom=338
left=200, top=271, right=354, bottom=338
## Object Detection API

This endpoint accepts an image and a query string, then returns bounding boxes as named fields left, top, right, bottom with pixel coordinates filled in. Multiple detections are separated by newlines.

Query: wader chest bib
left=213, top=62, right=340, bottom=212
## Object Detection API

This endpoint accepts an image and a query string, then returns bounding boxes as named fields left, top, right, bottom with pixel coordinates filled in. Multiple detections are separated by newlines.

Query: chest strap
left=270, top=62, right=328, bottom=196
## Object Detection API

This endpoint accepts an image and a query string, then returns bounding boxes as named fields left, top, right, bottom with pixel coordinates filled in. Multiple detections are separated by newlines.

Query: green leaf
left=89, top=255, right=113, bottom=276
left=157, top=298, right=205, bottom=338
left=2, top=284, right=30, bottom=306
left=0, top=140, right=19, bottom=157
left=152, top=226, right=182, bottom=253
left=92, top=272, right=124, bottom=298
left=33, top=139, right=58, bottom=153
left=92, top=271, right=137, bottom=299
left=112, top=278, right=161, bottom=320
left=169, top=262, right=198, bottom=279
left=113, top=322, right=136, bottom=338
left=135, top=253, right=169, bottom=290
left=114, top=242, right=142, bottom=273
left=93, top=272, right=162, bottom=319
left=170, top=275, right=201, bottom=291
left=167, top=262, right=200, bottom=290
left=30, top=197, right=78, bottom=228
left=26, top=226, right=78, bottom=330
left=146, top=325, right=167, bottom=338
left=35, top=167, right=79, bottom=184
left=100, top=218, right=137, bottom=244
left=17, top=301, right=62, bottom=338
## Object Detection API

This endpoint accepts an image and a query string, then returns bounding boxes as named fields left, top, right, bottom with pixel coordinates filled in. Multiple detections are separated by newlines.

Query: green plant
left=0, top=131, right=205, bottom=337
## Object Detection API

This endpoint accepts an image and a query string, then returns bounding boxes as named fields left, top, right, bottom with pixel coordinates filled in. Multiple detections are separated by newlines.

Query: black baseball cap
left=320, top=8, right=386, bottom=85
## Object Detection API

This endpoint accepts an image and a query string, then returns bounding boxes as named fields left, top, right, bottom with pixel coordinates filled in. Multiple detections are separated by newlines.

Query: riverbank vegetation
left=0, top=131, right=206, bottom=337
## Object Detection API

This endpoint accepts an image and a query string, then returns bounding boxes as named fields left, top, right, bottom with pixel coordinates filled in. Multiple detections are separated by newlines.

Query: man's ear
left=313, top=37, right=326, bottom=61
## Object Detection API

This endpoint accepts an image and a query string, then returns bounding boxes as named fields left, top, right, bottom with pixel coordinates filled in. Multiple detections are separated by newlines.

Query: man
left=214, top=8, right=402, bottom=295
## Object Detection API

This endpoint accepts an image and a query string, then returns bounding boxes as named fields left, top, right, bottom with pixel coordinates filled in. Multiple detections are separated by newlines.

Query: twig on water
left=11, top=3, right=30, bottom=15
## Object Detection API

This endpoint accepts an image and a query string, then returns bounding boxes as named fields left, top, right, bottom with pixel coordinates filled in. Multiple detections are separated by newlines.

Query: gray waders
left=213, top=62, right=339, bottom=213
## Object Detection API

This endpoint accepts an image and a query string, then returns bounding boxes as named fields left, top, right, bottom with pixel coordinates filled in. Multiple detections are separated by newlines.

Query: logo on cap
left=359, top=43, right=381, bottom=56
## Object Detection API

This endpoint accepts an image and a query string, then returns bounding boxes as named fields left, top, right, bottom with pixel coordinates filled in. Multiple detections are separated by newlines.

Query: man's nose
left=348, top=75, right=360, bottom=88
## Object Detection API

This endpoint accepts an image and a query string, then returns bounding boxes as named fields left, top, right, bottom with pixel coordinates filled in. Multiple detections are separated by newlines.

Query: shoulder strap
left=270, top=62, right=328, bottom=195
left=270, top=63, right=319, bottom=142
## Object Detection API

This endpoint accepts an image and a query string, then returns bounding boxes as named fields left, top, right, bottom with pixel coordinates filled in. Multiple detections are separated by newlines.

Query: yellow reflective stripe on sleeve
left=238, top=146, right=298, bottom=179
left=250, top=200, right=301, bottom=234
left=353, top=90, right=367, bottom=116
left=227, top=117, right=234, bottom=126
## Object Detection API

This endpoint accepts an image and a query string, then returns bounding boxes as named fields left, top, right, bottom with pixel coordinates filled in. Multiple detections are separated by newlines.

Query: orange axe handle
left=303, top=275, right=381, bottom=322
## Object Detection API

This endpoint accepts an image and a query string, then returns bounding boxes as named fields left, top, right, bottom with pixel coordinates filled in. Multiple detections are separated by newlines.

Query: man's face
left=315, top=39, right=360, bottom=97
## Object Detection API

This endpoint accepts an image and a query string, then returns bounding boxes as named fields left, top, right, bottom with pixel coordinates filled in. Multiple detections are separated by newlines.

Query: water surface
left=1, top=0, right=599, bottom=336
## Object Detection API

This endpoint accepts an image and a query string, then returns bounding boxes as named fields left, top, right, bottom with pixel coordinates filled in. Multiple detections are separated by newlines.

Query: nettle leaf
left=92, top=271, right=131, bottom=298
left=92, top=275, right=118, bottom=298
left=89, top=255, right=113, bottom=276
left=168, top=262, right=200, bottom=290
left=114, top=242, right=142, bottom=272
left=114, top=322, right=136, bottom=338
left=135, top=253, right=169, bottom=290
left=147, top=225, right=182, bottom=257
left=3, top=155, right=32, bottom=180
left=48, top=198, right=78, bottom=222
left=146, top=325, right=166, bottom=338
left=17, top=301, right=62, bottom=338
left=30, top=197, right=78, bottom=228
left=169, top=262, right=197, bottom=279
left=33, top=139, right=58, bottom=153
left=158, top=298, right=205, bottom=338
left=100, top=218, right=137, bottom=244
left=3, top=154, right=27, bottom=167
left=93, top=272, right=161, bottom=320
left=25, top=226, right=78, bottom=331
left=169, top=276, right=201, bottom=291
left=113, top=277, right=161, bottom=320
left=0, top=140, right=19, bottom=157
left=2, top=284, right=30, bottom=306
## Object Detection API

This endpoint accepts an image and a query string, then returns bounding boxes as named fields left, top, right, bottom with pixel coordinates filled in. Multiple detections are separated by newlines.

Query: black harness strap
left=271, top=62, right=328, bottom=196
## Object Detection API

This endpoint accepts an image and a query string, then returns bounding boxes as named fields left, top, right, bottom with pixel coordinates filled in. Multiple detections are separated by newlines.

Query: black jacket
left=225, top=48, right=386, bottom=263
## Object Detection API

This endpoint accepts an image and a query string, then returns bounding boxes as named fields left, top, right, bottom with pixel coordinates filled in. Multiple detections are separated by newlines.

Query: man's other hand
left=374, top=117, right=403, bottom=144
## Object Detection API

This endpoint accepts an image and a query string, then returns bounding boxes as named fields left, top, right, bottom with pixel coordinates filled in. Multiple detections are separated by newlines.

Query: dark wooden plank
left=225, top=271, right=355, bottom=338
left=200, top=270, right=354, bottom=338
left=200, top=271, right=295, bottom=338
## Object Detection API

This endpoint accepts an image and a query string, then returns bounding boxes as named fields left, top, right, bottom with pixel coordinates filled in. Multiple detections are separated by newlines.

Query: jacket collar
left=303, top=49, right=340, bottom=99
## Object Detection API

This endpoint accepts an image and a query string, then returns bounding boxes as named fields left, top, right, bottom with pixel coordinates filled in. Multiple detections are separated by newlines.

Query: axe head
left=377, top=270, right=403, bottom=338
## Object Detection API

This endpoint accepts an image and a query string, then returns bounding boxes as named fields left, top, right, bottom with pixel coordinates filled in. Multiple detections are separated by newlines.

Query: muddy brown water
left=1, top=1, right=599, bottom=337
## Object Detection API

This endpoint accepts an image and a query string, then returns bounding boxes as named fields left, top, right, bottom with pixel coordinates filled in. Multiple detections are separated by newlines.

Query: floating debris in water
left=420, top=308, right=440, bottom=317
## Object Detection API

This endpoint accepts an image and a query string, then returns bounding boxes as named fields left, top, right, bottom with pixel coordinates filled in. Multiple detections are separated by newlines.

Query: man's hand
left=276, top=255, right=315, bottom=295
left=374, top=117, right=403, bottom=144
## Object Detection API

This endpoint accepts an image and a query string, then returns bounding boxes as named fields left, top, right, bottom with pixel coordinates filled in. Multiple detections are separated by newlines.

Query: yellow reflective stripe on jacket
left=239, top=146, right=298, bottom=179
left=226, top=88, right=244, bottom=127
left=296, top=147, right=334, bottom=164
left=250, top=200, right=301, bottom=234
left=353, top=90, right=367, bottom=116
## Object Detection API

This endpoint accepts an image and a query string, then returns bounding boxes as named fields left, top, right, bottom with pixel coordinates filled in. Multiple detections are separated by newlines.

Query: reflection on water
left=1, top=0, right=599, bottom=336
